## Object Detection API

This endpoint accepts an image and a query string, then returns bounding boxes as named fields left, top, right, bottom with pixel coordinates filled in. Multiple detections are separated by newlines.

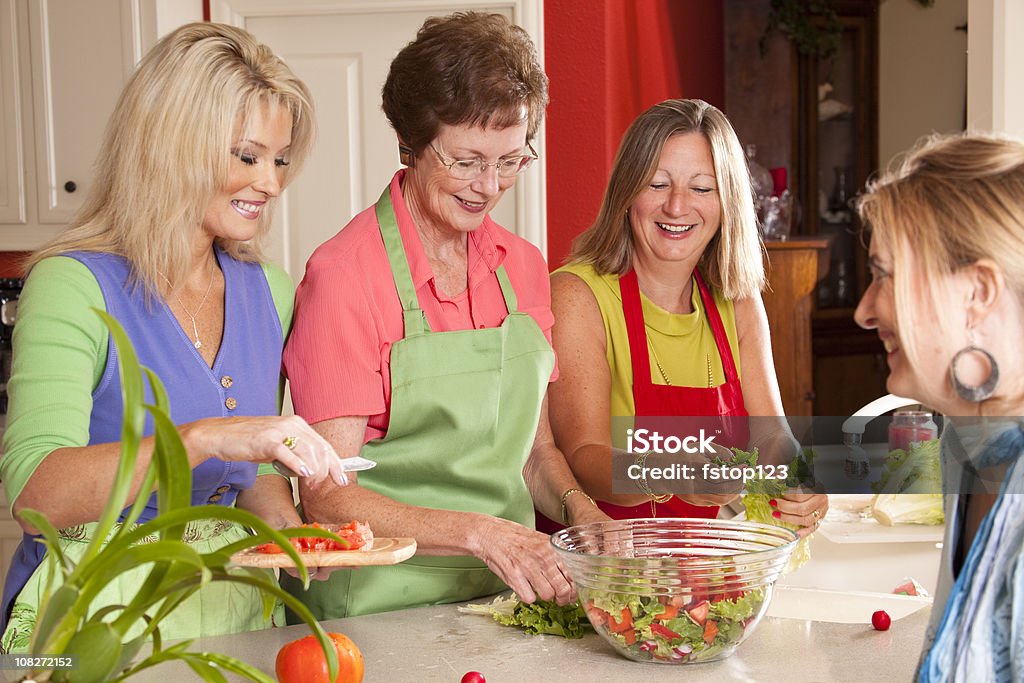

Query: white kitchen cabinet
left=0, top=0, right=142, bottom=250
left=210, top=0, right=547, bottom=278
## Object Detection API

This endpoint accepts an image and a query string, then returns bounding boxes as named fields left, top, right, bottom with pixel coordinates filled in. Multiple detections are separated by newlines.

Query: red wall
left=543, top=0, right=724, bottom=267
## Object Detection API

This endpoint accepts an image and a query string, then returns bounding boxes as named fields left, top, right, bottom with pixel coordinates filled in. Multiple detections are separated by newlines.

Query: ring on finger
left=282, top=435, right=298, bottom=450
left=812, top=508, right=820, bottom=520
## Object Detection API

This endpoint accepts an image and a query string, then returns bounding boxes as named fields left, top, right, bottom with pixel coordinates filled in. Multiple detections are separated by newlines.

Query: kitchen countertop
left=114, top=596, right=930, bottom=683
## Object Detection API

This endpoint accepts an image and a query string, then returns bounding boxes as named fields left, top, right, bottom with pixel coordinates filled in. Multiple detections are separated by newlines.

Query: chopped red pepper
left=650, top=622, right=682, bottom=641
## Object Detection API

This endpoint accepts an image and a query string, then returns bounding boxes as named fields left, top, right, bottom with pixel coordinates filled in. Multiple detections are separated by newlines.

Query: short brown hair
left=569, top=99, right=764, bottom=300
left=382, top=12, right=548, bottom=156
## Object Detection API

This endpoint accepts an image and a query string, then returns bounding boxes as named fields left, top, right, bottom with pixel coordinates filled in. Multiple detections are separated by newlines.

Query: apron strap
left=495, top=265, right=518, bottom=313
left=375, top=187, right=430, bottom=336
left=621, top=268, right=741, bottom=386
left=692, top=270, right=740, bottom=382
left=619, top=270, right=653, bottom=388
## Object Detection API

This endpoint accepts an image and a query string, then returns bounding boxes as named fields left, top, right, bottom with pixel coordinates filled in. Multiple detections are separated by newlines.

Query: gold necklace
left=160, top=272, right=215, bottom=349
left=646, top=332, right=713, bottom=388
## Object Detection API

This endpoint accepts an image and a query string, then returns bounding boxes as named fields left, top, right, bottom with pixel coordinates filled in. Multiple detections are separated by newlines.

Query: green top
left=0, top=256, right=295, bottom=512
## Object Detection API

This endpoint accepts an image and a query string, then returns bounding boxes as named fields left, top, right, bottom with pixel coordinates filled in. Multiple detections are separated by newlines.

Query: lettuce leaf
left=459, top=595, right=588, bottom=638
left=713, top=447, right=812, bottom=571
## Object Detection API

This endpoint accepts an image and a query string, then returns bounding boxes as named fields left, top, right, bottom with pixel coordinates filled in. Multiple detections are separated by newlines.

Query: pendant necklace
left=160, top=271, right=215, bottom=349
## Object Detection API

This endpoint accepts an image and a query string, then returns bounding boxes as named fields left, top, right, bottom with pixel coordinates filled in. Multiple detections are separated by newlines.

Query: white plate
left=767, top=585, right=931, bottom=623
left=819, top=494, right=944, bottom=544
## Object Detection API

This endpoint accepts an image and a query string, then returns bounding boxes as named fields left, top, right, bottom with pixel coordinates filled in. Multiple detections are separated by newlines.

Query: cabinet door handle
left=64, top=181, right=77, bottom=193
left=804, top=390, right=816, bottom=401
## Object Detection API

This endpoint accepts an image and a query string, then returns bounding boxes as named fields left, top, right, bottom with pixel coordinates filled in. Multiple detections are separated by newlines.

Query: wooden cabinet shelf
left=763, top=238, right=831, bottom=416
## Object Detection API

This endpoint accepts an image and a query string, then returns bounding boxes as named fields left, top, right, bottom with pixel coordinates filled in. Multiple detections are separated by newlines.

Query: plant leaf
left=119, top=505, right=312, bottom=585
left=76, top=541, right=209, bottom=620
left=181, top=656, right=231, bottom=683
left=16, top=510, right=71, bottom=575
left=30, top=584, right=81, bottom=656
left=145, top=378, right=193, bottom=527
left=115, top=630, right=150, bottom=674
left=198, top=570, right=338, bottom=681
left=82, top=310, right=146, bottom=569
left=50, top=621, right=123, bottom=683
left=111, top=563, right=199, bottom=636
left=182, top=651, right=276, bottom=683
left=130, top=568, right=338, bottom=681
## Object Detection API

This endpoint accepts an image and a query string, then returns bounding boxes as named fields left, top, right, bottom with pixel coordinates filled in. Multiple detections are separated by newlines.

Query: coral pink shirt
left=284, top=170, right=557, bottom=443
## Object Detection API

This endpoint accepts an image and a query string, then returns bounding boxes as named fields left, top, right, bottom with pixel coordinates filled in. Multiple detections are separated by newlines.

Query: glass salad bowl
left=551, top=517, right=798, bottom=664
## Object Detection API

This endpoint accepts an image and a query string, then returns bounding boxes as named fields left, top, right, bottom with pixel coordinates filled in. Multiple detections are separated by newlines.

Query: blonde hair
left=27, top=22, right=315, bottom=293
left=857, top=132, right=1024, bottom=368
left=568, top=99, right=764, bottom=300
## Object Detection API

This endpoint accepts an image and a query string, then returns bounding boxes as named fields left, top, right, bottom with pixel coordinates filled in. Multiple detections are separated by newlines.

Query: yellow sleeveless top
left=556, top=263, right=741, bottom=418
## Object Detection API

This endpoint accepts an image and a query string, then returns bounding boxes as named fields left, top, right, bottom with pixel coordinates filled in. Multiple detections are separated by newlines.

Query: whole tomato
left=871, top=610, right=892, bottom=631
left=276, top=632, right=364, bottom=683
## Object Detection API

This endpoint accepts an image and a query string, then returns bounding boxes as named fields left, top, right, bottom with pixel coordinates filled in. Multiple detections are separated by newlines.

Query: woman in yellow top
left=545, top=99, right=827, bottom=531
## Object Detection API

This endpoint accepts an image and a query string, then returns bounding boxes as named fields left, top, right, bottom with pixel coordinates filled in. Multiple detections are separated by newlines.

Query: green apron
left=288, top=187, right=555, bottom=618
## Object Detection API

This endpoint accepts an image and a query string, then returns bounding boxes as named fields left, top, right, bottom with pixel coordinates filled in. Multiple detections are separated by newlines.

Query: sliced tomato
left=622, top=629, right=637, bottom=646
left=654, top=604, right=679, bottom=621
left=258, top=522, right=372, bottom=554
left=686, top=600, right=710, bottom=627
left=608, top=608, right=633, bottom=633
left=584, top=601, right=610, bottom=627
left=703, top=619, right=719, bottom=644
left=254, top=542, right=286, bottom=554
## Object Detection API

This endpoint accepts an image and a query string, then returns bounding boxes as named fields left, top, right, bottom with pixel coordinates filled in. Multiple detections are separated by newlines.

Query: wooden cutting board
left=230, top=537, right=417, bottom=568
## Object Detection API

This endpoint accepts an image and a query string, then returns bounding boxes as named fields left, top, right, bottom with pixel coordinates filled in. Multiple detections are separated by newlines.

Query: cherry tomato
left=276, top=632, right=364, bottom=683
left=871, top=610, right=891, bottom=631
left=461, top=673, right=486, bottom=683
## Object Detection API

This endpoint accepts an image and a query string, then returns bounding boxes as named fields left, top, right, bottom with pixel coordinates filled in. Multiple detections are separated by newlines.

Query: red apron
left=537, top=269, right=750, bottom=533
left=597, top=268, right=750, bottom=520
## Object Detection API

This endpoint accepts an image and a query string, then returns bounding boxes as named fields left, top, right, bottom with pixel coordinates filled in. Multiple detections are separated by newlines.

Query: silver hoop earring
left=949, top=345, right=999, bottom=403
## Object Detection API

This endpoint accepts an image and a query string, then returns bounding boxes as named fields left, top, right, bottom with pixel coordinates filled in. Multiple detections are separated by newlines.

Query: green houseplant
left=11, top=310, right=342, bottom=682
left=761, top=0, right=935, bottom=61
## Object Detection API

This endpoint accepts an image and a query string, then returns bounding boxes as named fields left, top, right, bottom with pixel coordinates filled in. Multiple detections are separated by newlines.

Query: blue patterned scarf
left=919, top=422, right=1024, bottom=682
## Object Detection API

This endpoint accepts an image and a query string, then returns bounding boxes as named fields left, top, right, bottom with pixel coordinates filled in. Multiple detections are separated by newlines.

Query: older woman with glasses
left=281, top=11, right=607, bottom=619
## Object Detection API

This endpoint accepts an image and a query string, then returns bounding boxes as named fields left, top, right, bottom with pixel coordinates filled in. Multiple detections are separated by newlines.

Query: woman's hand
left=182, top=414, right=348, bottom=486
left=470, top=516, right=575, bottom=606
left=772, top=493, right=829, bottom=538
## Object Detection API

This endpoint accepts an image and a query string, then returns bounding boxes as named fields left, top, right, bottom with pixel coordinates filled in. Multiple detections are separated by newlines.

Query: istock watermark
left=607, top=415, right=1005, bottom=496
left=625, top=427, right=719, bottom=455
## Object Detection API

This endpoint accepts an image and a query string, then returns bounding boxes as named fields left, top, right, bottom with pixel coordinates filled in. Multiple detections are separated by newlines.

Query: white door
left=210, top=0, right=546, bottom=280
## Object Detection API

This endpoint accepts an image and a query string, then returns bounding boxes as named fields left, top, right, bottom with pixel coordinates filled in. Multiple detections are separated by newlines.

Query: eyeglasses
left=429, top=142, right=539, bottom=180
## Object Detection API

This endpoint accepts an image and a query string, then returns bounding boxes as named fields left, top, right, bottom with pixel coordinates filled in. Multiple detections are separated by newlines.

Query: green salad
left=581, top=584, right=766, bottom=663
